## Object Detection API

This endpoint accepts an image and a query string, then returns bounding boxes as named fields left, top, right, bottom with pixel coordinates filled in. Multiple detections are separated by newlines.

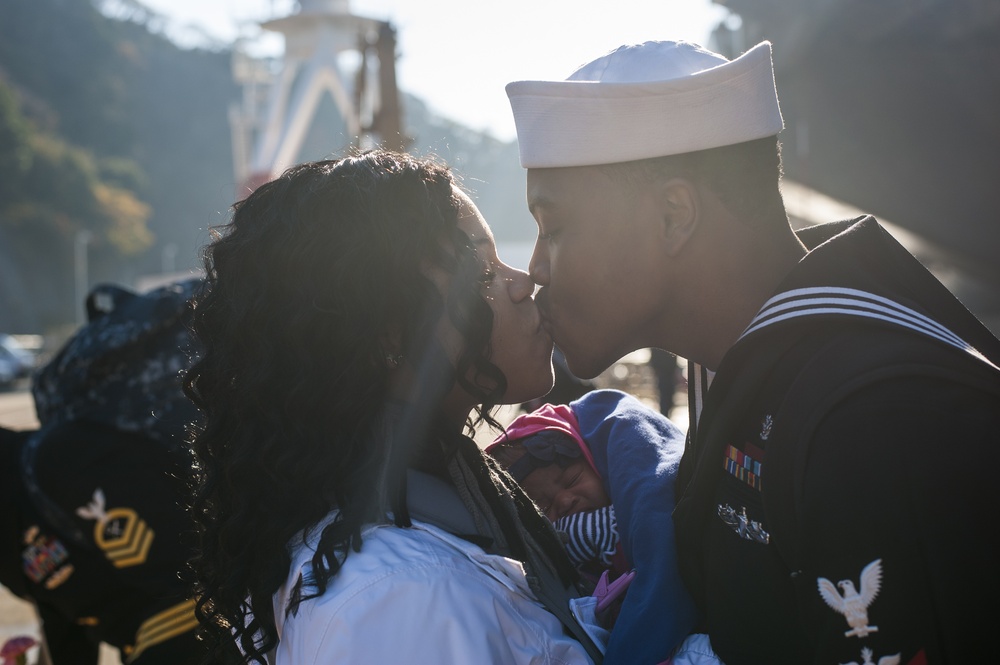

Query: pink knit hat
left=487, top=403, right=599, bottom=476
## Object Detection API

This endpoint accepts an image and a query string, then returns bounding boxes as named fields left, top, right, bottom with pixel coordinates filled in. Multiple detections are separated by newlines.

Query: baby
left=488, top=389, right=699, bottom=665
left=489, top=415, right=624, bottom=583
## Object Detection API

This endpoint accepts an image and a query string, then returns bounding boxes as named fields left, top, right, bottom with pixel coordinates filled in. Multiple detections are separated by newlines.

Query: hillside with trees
left=0, top=0, right=532, bottom=333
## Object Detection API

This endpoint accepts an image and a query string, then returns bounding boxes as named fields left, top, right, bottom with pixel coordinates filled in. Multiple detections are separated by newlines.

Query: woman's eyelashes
left=478, top=265, right=498, bottom=286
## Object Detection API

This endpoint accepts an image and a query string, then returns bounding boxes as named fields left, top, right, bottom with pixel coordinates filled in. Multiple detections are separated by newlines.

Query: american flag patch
left=724, top=444, right=762, bottom=491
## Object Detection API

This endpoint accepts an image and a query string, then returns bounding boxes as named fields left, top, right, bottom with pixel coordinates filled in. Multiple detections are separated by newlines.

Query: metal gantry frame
left=229, top=0, right=408, bottom=193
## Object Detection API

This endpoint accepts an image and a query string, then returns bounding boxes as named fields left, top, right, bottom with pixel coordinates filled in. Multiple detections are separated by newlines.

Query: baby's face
left=520, top=458, right=611, bottom=522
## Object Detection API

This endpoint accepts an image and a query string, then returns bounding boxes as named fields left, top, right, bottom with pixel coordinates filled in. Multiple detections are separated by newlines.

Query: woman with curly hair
left=183, top=150, right=600, bottom=664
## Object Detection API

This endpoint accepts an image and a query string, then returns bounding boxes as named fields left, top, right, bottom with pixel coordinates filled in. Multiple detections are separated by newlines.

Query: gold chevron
left=93, top=507, right=139, bottom=549
left=91, top=507, right=156, bottom=568
left=127, top=598, right=199, bottom=663
left=107, top=526, right=154, bottom=568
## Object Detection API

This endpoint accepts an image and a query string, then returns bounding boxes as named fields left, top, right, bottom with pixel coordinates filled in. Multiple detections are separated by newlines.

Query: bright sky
left=135, top=0, right=731, bottom=141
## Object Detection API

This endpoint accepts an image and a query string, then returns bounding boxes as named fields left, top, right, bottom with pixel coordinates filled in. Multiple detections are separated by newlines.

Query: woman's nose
left=506, top=267, right=535, bottom=303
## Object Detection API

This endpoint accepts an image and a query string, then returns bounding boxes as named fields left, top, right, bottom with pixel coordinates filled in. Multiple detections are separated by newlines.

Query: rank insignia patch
left=76, top=488, right=155, bottom=568
left=723, top=444, right=762, bottom=490
left=817, top=558, right=883, bottom=638
left=717, top=503, right=770, bottom=544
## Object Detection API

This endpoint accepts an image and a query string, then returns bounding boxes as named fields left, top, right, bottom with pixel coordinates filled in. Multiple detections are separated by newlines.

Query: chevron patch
left=126, top=598, right=198, bottom=663
left=76, top=488, right=155, bottom=568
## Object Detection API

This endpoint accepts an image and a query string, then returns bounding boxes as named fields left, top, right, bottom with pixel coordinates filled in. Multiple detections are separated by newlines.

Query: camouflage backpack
left=31, top=278, right=204, bottom=452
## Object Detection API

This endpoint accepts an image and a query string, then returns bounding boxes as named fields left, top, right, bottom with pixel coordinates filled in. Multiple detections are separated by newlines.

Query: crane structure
left=229, top=0, right=408, bottom=194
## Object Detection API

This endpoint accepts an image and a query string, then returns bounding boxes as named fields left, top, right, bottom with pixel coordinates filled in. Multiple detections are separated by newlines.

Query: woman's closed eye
left=478, top=261, right=498, bottom=286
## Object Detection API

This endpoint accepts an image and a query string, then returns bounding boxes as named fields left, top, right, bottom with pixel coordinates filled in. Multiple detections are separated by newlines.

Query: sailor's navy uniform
left=675, top=217, right=1000, bottom=664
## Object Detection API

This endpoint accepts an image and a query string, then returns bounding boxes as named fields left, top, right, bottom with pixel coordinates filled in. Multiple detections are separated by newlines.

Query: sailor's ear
left=657, top=178, right=699, bottom=256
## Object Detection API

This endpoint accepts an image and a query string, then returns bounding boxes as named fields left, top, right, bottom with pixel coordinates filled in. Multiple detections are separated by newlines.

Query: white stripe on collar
left=687, top=361, right=714, bottom=433
left=739, top=286, right=995, bottom=368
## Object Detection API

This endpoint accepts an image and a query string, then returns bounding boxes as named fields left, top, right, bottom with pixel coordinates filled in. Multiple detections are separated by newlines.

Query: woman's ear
left=657, top=178, right=700, bottom=256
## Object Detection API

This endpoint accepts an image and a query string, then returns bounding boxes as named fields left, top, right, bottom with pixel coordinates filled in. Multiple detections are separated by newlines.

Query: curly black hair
left=182, top=151, right=570, bottom=663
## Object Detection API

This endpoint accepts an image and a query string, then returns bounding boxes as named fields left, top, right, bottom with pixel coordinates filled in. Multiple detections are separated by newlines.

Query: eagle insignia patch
left=817, top=558, right=883, bottom=638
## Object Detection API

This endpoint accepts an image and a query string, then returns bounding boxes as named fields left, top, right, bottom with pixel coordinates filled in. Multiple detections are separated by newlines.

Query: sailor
left=0, top=280, right=208, bottom=664
left=506, top=39, right=1000, bottom=663
left=2, top=422, right=202, bottom=664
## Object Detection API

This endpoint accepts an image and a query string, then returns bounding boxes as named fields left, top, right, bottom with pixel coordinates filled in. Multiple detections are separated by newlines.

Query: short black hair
left=603, top=136, right=787, bottom=228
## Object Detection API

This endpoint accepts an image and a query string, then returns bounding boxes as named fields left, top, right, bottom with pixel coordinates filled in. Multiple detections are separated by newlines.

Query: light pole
left=74, top=230, right=92, bottom=326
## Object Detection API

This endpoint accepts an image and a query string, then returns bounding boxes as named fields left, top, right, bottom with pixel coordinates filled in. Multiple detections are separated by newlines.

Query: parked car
left=0, top=334, right=36, bottom=388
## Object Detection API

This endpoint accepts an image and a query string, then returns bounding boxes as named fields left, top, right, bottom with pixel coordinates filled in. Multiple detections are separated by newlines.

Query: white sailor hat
left=506, top=40, right=784, bottom=168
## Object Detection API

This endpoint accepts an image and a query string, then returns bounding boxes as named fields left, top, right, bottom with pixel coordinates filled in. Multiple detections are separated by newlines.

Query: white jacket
left=270, top=517, right=594, bottom=664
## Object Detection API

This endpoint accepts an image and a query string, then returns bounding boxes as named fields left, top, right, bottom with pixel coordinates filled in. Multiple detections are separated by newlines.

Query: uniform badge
left=717, top=503, right=770, bottom=544
left=76, top=488, right=155, bottom=568
left=44, top=563, right=75, bottom=589
left=129, top=597, right=199, bottom=662
left=23, top=525, right=39, bottom=545
left=842, top=646, right=901, bottom=665
left=817, top=558, right=882, bottom=638
left=759, top=414, right=773, bottom=440
left=21, top=529, right=72, bottom=588
left=723, top=444, right=762, bottom=490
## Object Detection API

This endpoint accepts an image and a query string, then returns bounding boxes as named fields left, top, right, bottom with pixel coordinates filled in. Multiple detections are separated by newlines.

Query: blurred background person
left=1, top=279, right=207, bottom=664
